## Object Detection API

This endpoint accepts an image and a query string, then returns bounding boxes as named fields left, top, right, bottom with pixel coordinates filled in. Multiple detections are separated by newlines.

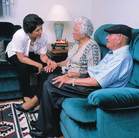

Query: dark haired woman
left=6, top=14, right=56, bottom=111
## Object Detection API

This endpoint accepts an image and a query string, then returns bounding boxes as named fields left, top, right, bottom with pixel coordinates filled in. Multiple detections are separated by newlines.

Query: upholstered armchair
left=0, top=22, right=22, bottom=100
left=60, top=24, right=139, bottom=138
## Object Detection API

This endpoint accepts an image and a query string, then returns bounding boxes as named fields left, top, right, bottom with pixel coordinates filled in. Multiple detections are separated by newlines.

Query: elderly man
left=30, top=24, right=133, bottom=138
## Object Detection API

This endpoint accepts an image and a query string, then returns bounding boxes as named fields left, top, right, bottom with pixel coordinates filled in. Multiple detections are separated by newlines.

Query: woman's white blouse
left=6, top=29, right=48, bottom=58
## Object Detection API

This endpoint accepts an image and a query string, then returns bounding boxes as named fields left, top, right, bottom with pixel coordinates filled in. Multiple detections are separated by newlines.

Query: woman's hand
left=36, top=63, right=43, bottom=74
left=44, top=59, right=57, bottom=73
left=52, top=74, right=73, bottom=88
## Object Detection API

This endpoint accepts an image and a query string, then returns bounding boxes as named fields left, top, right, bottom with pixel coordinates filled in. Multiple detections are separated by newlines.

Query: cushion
left=62, top=98, right=96, bottom=123
left=88, top=87, right=139, bottom=110
left=0, top=22, right=14, bottom=38
left=130, top=34, right=139, bottom=61
left=0, top=40, right=7, bottom=62
left=128, top=61, right=139, bottom=87
left=94, top=24, right=113, bottom=46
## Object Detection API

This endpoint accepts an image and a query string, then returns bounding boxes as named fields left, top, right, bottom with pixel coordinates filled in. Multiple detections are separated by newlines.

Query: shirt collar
left=112, top=45, right=129, bottom=54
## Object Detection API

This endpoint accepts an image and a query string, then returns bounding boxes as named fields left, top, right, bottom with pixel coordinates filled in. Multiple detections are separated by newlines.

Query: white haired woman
left=45, top=16, right=101, bottom=80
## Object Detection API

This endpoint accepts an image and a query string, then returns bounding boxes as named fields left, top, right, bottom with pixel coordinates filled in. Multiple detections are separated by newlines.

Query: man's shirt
left=88, top=46, right=133, bottom=88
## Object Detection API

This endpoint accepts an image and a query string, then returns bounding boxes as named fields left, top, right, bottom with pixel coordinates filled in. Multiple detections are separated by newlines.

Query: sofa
left=60, top=24, right=139, bottom=138
left=0, top=22, right=22, bottom=100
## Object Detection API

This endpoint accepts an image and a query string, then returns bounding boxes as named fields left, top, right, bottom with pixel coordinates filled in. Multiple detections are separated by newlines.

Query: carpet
left=0, top=102, right=38, bottom=138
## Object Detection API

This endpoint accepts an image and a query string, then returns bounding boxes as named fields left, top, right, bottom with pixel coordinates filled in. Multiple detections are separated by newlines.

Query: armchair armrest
left=62, top=98, right=96, bottom=123
left=88, top=87, right=139, bottom=110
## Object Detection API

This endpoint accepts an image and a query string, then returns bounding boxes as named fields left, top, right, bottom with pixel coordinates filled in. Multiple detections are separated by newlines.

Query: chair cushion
left=88, top=87, right=139, bottom=110
left=130, top=34, right=139, bottom=61
left=62, top=98, right=96, bottom=123
left=0, top=40, right=7, bottom=62
left=60, top=110, right=97, bottom=138
left=94, top=24, right=113, bottom=46
left=0, top=22, right=15, bottom=39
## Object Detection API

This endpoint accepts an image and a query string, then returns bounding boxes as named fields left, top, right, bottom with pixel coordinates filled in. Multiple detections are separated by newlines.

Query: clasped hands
left=43, top=59, right=57, bottom=73
left=36, top=59, right=57, bottom=74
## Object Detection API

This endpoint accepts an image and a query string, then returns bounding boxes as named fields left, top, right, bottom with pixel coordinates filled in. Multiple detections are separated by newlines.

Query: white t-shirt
left=6, top=29, right=48, bottom=58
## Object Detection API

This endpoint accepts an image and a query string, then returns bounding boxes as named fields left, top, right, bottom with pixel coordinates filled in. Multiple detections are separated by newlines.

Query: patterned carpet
left=0, top=102, right=38, bottom=138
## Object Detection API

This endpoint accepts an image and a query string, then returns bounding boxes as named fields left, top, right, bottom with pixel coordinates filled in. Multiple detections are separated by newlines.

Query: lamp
left=47, top=4, right=71, bottom=41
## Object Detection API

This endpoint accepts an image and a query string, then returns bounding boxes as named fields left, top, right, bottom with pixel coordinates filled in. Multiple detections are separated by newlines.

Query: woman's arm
left=87, top=42, right=101, bottom=67
left=57, top=59, right=68, bottom=67
left=66, top=71, right=80, bottom=78
left=16, top=52, right=43, bottom=73
left=71, top=77, right=99, bottom=87
left=52, top=76, right=99, bottom=88
left=40, top=54, right=49, bottom=63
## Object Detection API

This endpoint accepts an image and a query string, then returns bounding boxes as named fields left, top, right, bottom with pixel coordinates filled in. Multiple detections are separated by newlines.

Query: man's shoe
left=30, top=129, right=45, bottom=137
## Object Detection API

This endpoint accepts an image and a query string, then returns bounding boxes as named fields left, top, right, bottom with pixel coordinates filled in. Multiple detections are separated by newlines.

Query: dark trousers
left=37, top=73, right=99, bottom=137
left=6, top=53, right=48, bottom=99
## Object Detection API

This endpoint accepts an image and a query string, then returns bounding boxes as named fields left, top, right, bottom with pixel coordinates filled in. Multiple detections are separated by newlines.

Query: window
left=0, top=0, right=13, bottom=17
left=0, top=1, right=3, bottom=16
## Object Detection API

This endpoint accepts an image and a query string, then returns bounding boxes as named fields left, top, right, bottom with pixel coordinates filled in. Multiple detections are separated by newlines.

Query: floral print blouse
left=62, top=39, right=101, bottom=77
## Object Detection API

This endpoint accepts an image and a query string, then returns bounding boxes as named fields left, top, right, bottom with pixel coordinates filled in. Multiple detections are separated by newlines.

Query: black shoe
left=14, top=104, right=33, bottom=112
left=30, top=129, right=45, bottom=137
left=30, top=120, right=37, bottom=128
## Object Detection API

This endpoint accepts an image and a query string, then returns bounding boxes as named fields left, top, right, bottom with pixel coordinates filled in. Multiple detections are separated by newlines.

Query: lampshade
left=47, top=4, right=71, bottom=21
left=47, top=4, right=71, bottom=40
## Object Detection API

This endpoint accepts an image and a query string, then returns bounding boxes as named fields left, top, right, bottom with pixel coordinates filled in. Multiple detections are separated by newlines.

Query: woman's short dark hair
left=23, top=14, right=44, bottom=33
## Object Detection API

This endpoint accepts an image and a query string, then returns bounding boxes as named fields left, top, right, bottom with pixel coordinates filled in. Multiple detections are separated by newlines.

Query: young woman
left=6, top=14, right=56, bottom=111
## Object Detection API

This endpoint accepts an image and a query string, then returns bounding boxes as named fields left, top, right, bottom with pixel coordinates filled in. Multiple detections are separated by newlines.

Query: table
left=47, top=45, right=68, bottom=62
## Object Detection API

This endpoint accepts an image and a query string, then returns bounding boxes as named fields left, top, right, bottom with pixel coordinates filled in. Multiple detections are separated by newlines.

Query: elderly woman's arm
left=66, top=71, right=80, bottom=78
left=57, top=59, right=68, bottom=67
left=87, top=41, right=101, bottom=67
left=52, top=76, right=99, bottom=88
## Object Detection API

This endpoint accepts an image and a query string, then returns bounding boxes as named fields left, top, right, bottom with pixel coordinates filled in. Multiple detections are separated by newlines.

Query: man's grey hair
left=74, top=16, right=94, bottom=37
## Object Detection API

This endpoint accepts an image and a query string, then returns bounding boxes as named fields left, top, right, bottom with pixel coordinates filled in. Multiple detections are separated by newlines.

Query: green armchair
left=60, top=24, right=139, bottom=138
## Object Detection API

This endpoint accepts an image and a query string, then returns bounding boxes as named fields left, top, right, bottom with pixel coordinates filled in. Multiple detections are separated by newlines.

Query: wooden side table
left=47, top=46, right=68, bottom=62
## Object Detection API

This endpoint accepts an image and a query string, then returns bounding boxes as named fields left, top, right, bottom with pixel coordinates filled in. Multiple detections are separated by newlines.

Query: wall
left=91, top=0, right=139, bottom=29
left=0, top=0, right=139, bottom=42
left=0, top=0, right=93, bottom=42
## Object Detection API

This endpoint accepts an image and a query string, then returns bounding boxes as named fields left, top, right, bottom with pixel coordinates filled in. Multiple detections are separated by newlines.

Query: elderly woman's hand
left=52, top=74, right=72, bottom=88
left=52, top=74, right=76, bottom=88
left=44, top=59, right=57, bottom=72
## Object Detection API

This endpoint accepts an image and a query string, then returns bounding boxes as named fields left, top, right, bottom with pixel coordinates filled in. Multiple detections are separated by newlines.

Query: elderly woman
left=30, top=17, right=101, bottom=138
left=45, top=16, right=101, bottom=80
left=6, top=14, right=56, bottom=111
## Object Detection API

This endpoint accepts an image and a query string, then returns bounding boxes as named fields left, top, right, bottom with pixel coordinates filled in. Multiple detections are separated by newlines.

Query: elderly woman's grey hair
left=74, top=16, right=94, bottom=37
